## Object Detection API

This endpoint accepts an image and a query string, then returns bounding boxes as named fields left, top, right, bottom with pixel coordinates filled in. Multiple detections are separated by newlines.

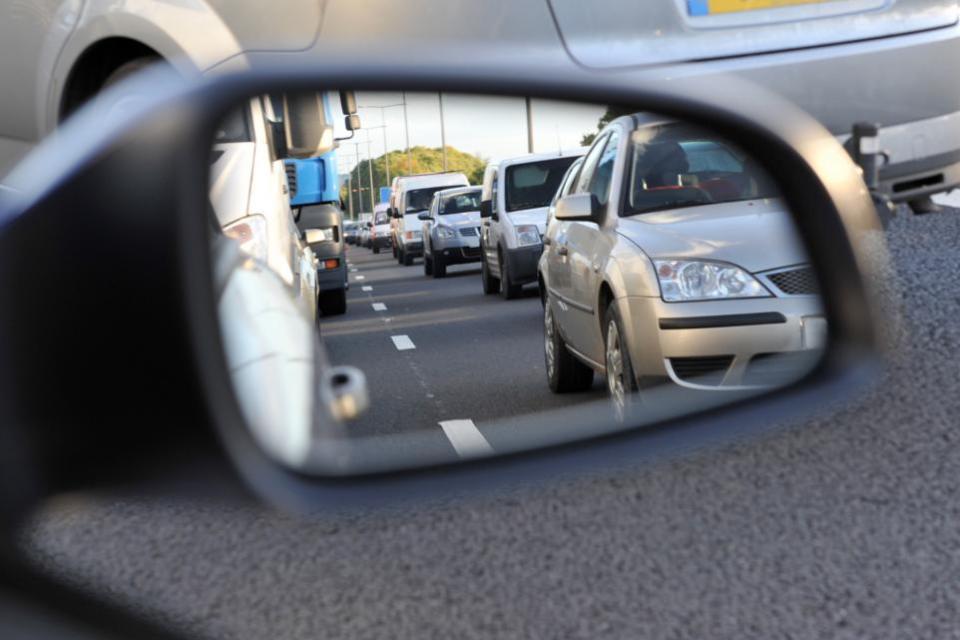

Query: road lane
left=322, top=246, right=606, bottom=452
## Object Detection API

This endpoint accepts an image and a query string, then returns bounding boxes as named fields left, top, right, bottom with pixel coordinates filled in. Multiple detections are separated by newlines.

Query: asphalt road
left=320, top=244, right=605, bottom=461
left=21, top=207, right=960, bottom=639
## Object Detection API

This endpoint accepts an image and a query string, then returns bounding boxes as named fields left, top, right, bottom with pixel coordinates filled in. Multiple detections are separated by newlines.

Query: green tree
left=342, top=146, right=487, bottom=214
left=580, top=105, right=634, bottom=146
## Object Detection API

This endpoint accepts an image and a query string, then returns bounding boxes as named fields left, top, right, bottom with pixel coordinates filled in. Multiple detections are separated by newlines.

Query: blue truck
left=283, top=92, right=360, bottom=316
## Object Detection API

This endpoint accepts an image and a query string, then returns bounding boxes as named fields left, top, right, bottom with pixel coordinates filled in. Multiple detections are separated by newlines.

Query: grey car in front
left=420, top=186, right=483, bottom=278
left=539, top=115, right=824, bottom=413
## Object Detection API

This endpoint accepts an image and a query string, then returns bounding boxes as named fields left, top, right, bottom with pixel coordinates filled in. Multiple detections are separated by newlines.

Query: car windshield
left=405, top=186, right=452, bottom=213
left=375, top=212, right=389, bottom=224
left=441, top=190, right=481, bottom=214
left=625, top=124, right=779, bottom=216
left=505, top=157, right=578, bottom=212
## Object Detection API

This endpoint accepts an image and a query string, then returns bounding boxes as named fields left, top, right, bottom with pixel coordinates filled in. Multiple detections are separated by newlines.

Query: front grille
left=669, top=355, right=733, bottom=385
left=285, top=164, right=298, bottom=198
left=767, top=267, right=818, bottom=296
left=743, top=351, right=820, bottom=387
left=460, top=246, right=482, bottom=258
left=459, top=226, right=479, bottom=237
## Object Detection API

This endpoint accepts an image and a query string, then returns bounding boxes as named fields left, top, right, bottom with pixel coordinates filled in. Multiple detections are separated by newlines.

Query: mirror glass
left=209, top=91, right=824, bottom=475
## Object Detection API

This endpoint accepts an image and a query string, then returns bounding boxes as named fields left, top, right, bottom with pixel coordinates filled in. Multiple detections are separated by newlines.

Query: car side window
left=574, top=132, right=610, bottom=194
left=490, top=173, right=499, bottom=215
left=588, top=129, right=620, bottom=207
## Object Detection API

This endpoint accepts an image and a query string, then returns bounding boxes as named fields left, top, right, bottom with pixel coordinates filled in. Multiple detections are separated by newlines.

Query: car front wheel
left=481, top=251, right=499, bottom=294
left=604, top=301, right=638, bottom=420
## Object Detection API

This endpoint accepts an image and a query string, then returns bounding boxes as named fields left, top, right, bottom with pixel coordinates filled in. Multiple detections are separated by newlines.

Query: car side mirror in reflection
left=554, top=193, right=600, bottom=223
left=479, top=200, right=492, bottom=218
left=417, top=212, right=431, bottom=221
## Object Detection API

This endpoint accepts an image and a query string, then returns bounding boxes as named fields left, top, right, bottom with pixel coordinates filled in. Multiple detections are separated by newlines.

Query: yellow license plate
left=688, top=0, right=838, bottom=16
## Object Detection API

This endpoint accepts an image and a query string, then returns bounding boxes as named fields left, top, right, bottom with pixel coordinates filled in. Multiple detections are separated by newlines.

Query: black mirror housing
left=479, top=200, right=492, bottom=218
left=417, top=212, right=432, bottom=221
left=345, top=114, right=361, bottom=131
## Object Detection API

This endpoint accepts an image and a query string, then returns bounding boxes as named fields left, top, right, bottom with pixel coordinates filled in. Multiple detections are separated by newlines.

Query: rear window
left=625, top=124, right=778, bottom=216
left=505, top=157, right=578, bottom=212
left=441, top=190, right=481, bottom=214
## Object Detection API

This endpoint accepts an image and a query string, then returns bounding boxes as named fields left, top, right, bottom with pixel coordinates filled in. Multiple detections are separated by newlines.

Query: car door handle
left=557, top=245, right=568, bottom=256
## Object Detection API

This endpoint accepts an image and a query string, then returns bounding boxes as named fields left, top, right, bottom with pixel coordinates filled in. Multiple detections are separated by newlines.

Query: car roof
left=395, top=172, right=469, bottom=189
left=435, top=185, right=480, bottom=198
left=494, top=147, right=587, bottom=170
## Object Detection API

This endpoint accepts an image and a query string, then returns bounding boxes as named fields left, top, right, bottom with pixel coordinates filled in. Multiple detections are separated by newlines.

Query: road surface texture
left=20, top=207, right=960, bottom=639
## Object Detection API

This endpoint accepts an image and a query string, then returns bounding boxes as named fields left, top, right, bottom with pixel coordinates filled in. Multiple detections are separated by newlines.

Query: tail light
left=223, top=215, right=267, bottom=261
left=318, top=258, right=340, bottom=270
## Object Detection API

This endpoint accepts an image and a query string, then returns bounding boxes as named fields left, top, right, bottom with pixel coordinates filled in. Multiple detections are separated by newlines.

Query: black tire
left=392, top=242, right=398, bottom=258
left=397, top=248, right=405, bottom=264
left=499, top=252, right=522, bottom=300
left=402, top=251, right=414, bottom=266
left=604, top=301, right=639, bottom=419
left=373, top=245, right=380, bottom=254
left=318, top=289, right=347, bottom=316
left=481, top=251, right=499, bottom=294
left=423, top=252, right=434, bottom=276
left=544, top=299, right=594, bottom=393
left=433, top=253, right=447, bottom=278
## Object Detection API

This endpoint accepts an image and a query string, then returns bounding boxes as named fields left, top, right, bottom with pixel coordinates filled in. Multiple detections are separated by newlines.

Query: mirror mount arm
left=334, top=130, right=355, bottom=142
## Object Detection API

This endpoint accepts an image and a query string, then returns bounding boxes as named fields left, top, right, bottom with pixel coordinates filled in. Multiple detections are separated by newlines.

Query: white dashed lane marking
left=362, top=286, right=373, bottom=292
left=372, top=302, right=387, bottom=311
left=391, top=335, right=415, bottom=351
left=355, top=275, right=365, bottom=281
left=439, top=419, right=494, bottom=458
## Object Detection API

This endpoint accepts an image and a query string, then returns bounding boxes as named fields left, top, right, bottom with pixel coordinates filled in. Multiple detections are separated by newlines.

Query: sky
left=333, top=91, right=607, bottom=175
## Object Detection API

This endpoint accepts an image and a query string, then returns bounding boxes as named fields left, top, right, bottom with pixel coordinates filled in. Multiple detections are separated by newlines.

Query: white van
left=390, top=172, right=469, bottom=266
left=479, top=149, right=585, bottom=299
left=210, top=96, right=317, bottom=320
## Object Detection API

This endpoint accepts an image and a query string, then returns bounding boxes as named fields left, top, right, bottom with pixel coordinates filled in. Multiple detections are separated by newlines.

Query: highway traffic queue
left=341, top=114, right=822, bottom=409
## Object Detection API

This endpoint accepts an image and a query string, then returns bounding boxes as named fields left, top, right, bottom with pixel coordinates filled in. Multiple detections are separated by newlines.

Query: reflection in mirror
left=209, top=91, right=824, bottom=476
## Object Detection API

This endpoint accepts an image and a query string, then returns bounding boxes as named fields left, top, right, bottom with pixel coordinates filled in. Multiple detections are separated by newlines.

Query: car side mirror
left=479, top=200, right=492, bottom=218
left=417, top=212, right=432, bottom=221
left=367, top=222, right=373, bottom=228
left=554, top=193, right=600, bottom=223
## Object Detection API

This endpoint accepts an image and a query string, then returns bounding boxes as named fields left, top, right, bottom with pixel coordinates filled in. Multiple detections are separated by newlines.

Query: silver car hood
left=617, top=198, right=807, bottom=273
left=439, top=211, right=481, bottom=226
left=507, top=206, right=549, bottom=234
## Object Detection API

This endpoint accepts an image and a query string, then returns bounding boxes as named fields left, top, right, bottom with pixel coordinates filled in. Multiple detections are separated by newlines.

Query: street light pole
left=401, top=91, right=411, bottom=174
left=439, top=92, right=447, bottom=171
left=525, top=96, right=534, bottom=154
left=366, top=134, right=375, bottom=206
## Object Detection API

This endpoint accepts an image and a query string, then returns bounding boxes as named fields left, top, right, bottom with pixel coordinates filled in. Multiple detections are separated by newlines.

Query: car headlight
left=654, top=259, right=771, bottom=302
left=223, top=214, right=268, bottom=262
left=436, top=225, right=456, bottom=240
left=516, top=224, right=541, bottom=247
left=404, top=230, right=421, bottom=241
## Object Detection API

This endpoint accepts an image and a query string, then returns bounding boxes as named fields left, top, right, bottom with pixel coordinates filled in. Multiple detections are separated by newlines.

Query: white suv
left=479, top=150, right=585, bottom=299
left=390, top=172, right=469, bottom=266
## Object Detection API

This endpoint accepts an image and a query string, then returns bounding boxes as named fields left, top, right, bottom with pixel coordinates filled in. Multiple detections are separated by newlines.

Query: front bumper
left=401, top=239, right=423, bottom=256
left=433, top=234, right=482, bottom=264
left=504, top=244, right=543, bottom=285
left=618, top=295, right=825, bottom=390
